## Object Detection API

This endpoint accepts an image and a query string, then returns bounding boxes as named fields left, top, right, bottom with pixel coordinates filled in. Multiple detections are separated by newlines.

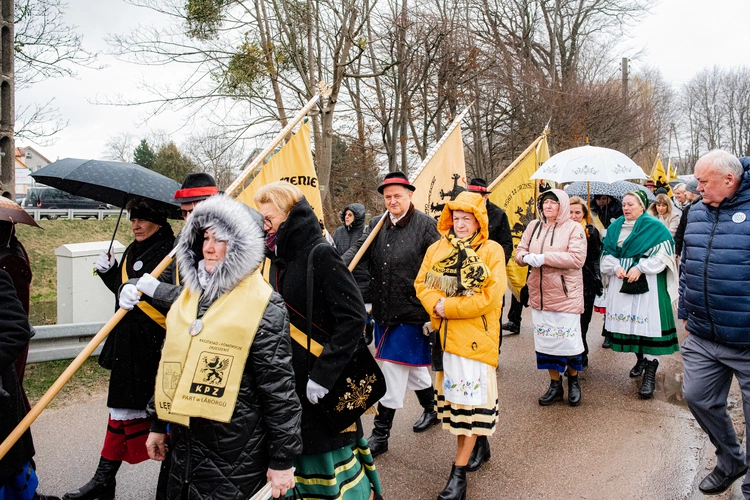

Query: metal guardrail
left=26, top=209, right=123, bottom=221
left=29, top=323, right=105, bottom=363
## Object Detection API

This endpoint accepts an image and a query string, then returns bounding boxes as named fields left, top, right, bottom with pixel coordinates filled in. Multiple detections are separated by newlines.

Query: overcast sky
left=17, top=0, right=750, bottom=163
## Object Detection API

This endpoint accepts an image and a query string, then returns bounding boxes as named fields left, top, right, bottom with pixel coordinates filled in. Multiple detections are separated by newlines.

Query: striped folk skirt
left=287, top=437, right=382, bottom=499
left=436, top=362, right=498, bottom=437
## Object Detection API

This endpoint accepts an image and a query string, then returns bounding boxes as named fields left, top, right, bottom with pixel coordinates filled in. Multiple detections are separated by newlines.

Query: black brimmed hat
left=174, top=173, right=218, bottom=203
left=378, top=172, right=416, bottom=194
left=467, top=178, right=492, bottom=194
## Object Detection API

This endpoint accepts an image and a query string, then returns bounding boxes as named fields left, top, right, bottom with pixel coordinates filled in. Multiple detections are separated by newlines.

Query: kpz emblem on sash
left=190, top=352, right=233, bottom=398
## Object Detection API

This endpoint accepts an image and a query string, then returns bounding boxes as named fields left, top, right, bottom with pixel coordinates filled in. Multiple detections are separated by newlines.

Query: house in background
left=15, top=146, right=51, bottom=196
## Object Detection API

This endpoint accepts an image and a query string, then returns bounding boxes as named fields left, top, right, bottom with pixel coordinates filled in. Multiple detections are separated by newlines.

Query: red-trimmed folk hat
left=377, top=171, right=416, bottom=194
left=644, top=179, right=656, bottom=188
left=467, top=177, right=492, bottom=194
left=174, top=173, right=218, bottom=203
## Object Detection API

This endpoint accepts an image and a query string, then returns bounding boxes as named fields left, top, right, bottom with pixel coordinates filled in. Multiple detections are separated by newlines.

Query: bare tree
left=14, top=0, right=98, bottom=142
left=102, top=132, right=138, bottom=163
left=185, top=128, right=245, bottom=190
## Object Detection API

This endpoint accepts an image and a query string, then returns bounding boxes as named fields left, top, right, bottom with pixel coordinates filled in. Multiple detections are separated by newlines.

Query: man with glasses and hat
left=342, top=171, right=440, bottom=458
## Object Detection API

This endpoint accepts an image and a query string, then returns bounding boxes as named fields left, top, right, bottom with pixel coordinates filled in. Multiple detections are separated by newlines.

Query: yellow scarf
left=424, top=231, right=490, bottom=296
left=155, top=271, right=271, bottom=425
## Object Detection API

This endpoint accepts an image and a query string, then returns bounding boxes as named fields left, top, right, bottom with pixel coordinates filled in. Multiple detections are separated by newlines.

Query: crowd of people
left=2, top=149, right=750, bottom=499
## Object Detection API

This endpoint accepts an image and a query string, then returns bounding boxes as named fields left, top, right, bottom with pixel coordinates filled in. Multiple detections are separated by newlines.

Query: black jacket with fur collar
left=160, top=195, right=302, bottom=499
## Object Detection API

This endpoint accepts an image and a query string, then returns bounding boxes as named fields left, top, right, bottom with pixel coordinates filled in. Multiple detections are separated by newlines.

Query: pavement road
left=29, top=301, right=745, bottom=499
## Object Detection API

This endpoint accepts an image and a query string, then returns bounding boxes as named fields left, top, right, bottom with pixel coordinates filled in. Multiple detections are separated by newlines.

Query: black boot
left=629, top=353, right=646, bottom=377
left=437, top=463, right=467, bottom=500
left=367, top=404, right=396, bottom=458
left=502, top=321, right=520, bottom=335
left=62, top=457, right=121, bottom=500
left=567, top=374, right=581, bottom=407
left=466, top=436, right=491, bottom=472
left=639, top=358, right=659, bottom=399
left=413, top=387, right=439, bottom=432
left=538, top=379, right=564, bottom=406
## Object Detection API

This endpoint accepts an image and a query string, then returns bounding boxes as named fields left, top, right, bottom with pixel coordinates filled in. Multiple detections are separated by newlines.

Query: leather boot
left=413, top=387, right=439, bottom=432
left=567, top=374, right=581, bottom=406
left=629, top=353, right=646, bottom=377
left=466, top=436, right=491, bottom=472
left=437, top=463, right=467, bottom=500
left=367, top=403, right=396, bottom=458
left=538, top=379, right=564, bottom=406
left=502, top=321, right=520, bottom=334
left=62, top=457, right=121, bottom=500
left=639, top=358, right=659, bottom=399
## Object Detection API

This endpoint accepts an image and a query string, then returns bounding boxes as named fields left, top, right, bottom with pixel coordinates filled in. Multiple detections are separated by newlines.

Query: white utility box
left=55, top=241, right=126, bottom=324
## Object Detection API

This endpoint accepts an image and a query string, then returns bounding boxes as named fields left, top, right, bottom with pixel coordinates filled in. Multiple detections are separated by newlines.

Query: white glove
left=422, top=322, right=432, bottom=336
left=95, top=252, right=116, bottom=273
left=306, top=379, right=329, bottom=404
left=525, top=254, right=545, bottom=268
left=119, top=284, right=140, bottom=310
left=136, top=273, right=160, bottom=298
left=522, top=253, right=533, bottom=265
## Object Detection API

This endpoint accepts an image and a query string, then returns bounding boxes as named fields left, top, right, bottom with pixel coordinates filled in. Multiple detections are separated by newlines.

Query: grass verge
left=24, top=357, right=110, bottom=407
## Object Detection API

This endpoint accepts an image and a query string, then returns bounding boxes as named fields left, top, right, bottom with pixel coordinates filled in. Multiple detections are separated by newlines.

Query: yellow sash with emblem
left=155, top=271, right=272, bottom=425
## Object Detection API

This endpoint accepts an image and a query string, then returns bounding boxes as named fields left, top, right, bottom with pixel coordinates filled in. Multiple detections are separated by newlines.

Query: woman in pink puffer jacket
left=516, top=189, right=587, bottom=407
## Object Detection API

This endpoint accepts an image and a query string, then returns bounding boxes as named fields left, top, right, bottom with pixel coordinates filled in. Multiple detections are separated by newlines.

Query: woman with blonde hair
left=415, top=191, right=506, bottom=499
left=648, top=193, right=680, bottom=236
left=254, top=181, right=383, bottom=500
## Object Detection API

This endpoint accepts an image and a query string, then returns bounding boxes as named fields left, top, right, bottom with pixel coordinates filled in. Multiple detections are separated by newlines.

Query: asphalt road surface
left=29, top=303, right=745, bottom=499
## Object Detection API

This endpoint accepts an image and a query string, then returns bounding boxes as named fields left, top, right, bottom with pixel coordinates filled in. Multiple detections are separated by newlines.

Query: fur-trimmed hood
left=176, top=195, right=265, bottom=303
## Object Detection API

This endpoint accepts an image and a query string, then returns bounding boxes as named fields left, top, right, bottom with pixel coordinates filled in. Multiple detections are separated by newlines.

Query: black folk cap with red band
left=174, top=173, right=219, bottom=203
left=377, top=171, right=416, bottom=194
left=467, top=177, right=492, bottom=194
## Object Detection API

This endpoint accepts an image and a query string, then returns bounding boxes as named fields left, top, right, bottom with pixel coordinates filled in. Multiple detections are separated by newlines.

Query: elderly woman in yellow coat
left=415, top=191, right=506, bottom=500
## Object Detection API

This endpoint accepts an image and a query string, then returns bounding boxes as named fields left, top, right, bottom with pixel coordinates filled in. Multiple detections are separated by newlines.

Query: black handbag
left=430, top=319, right=446, bottom=372
left=619, top=273, right=649, bottom=294
left=304, top=243, right=386, bottom=434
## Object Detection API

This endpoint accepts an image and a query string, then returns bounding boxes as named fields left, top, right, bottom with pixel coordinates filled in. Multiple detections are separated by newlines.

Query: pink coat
left=515, top=189, right=587, bottom=314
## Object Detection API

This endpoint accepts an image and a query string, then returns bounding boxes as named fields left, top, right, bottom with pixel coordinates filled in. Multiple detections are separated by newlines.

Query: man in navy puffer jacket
left=679, top=150, right=750, bottom=497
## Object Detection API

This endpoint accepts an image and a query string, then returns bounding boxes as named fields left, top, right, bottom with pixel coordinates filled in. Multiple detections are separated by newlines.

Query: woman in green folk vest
left=146, top=195, right=302, bottom=499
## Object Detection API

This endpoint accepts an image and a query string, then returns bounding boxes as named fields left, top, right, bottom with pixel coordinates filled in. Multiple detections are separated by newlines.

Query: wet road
left=30, top=302, right=745, bottom=499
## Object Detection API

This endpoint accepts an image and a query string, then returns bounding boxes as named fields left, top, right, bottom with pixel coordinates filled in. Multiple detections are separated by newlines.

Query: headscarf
left=602, top=191, right=673, bottom=267
left=424, top=229, right=490, bottom=296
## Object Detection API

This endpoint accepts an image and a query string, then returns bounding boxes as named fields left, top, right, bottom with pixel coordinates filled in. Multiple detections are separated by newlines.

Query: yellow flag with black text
left=410, top=125, right=467, bottom=218
left=667, top=159, right=678, bottom=182
left=487, top=134, right=550, bottom=299
left=236, top=121, right=323, bottom=223
left=650, top=156, right=673, bottom=196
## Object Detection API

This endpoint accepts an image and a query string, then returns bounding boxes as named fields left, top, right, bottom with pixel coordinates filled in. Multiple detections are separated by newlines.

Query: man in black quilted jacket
left=342, top=172, right=440, bottom=458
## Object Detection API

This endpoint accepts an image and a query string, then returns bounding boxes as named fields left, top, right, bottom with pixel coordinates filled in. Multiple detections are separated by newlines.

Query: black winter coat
left=333, top=203, right=371, bottom=302
left=270, top=198, right=367, bottom=455
left=674, top=198, right=700, bottom=257
left=0, top=269, right=34, bottom=484
left=342, top=203, right=439, bottom=326
left=591, top=198, right=623, bottom=228
left=485, top=199, right=513, bottom=263
left=582, top=225, right=603, bottom=299
left=98, top=225, right=174, bottom=409
left=163, top=293, right=302, bottom=500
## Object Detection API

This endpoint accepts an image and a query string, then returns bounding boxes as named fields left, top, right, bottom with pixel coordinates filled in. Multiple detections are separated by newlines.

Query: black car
left=23, top=188, right=108, bottom=219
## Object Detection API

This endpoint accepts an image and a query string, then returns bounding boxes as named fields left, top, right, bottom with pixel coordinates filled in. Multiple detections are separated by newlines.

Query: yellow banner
left=667, top=159, right=678, bottom=181
left=488, top=135, right=550, bottom=298
left=650, top=156, right=673, bottom=196
left=236, top=121, right=323, bottom=222
left=410, top=125, right=467, bottom=218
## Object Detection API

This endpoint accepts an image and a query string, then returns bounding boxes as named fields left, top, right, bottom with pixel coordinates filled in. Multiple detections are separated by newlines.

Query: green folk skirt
left=605, top=271, right=679, bottom=356
left=286, top=437, right=382, bottom=499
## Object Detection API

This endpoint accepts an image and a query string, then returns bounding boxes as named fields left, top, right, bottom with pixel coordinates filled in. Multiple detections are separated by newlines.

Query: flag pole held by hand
left=0, top=83, right=333, bottom=461
left=347, top=215, right=385, bottom=272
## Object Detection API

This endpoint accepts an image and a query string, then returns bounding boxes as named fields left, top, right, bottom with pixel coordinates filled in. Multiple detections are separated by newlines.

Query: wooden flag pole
left=0, top=83, right=332, bottom=461
left=350, top=103, right=473, bottom=272
left=487, top=125, right=550, bottom=192
left=409, top=102, right=473, bottom=183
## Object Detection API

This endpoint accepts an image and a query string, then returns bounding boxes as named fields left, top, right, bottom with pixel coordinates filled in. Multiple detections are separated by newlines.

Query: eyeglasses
left=263, top=212, right=285, bottom=228
left=181, top=209, right=193, bottom=218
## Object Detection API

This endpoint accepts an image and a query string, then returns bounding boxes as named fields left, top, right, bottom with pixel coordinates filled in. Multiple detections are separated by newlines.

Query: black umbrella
left=31, top=158, right=181, bottom=252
